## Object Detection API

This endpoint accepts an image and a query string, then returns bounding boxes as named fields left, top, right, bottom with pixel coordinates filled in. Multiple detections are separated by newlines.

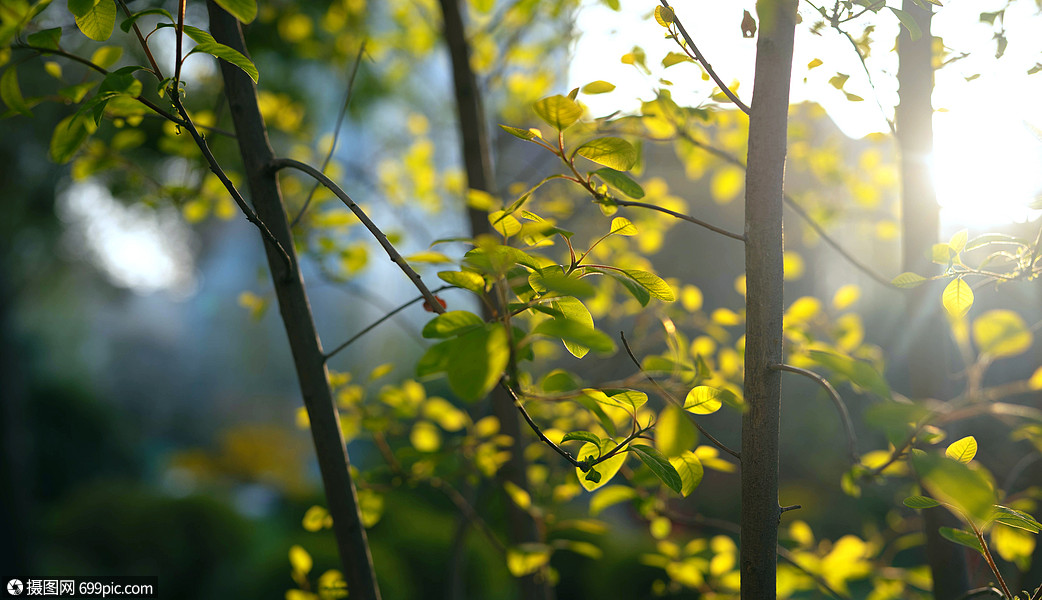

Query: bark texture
left=438, top=2, right=553, bottom=598
left=895, top=2, right=970, bottom=597
left=741, top=0, right=798, bottom=597
left=206, top=4, right=381, bottom=599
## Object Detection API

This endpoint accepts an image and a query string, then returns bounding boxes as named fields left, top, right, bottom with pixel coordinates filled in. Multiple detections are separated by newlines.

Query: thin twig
left=372, top=432, right=506, bottom=554
left=115, top=0, right=163, bottom=77
left=500, top=382, right=583, bottom=469
left=269, top=157, right=447, bottom=314
left=672, top=125, right=895, bottom=288
left=615, top=198, right=745, bottom=241
left=170, top=94, right=294, bottom=273
left=840, top=29, right=896, bottom=136
left=954, top=587, right=1006, bottom=600
left=173, top=0, right=186, bottom=85
left=976, top=529, right=1013, bottom=599
left=291, top=41, right=368, bottom=228
left=659, top=0, right=751, bottom=114
left=771, top=363, right=859, bottom=464
left=620, top=332, right=741, bottom=460
left=324, top=284, right=455, bottom=360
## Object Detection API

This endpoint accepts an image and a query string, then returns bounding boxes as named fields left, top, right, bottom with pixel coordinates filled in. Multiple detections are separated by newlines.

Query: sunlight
left=932, top=110, right=1042, bottom=229
left=58, top=181, right=198, bottom=297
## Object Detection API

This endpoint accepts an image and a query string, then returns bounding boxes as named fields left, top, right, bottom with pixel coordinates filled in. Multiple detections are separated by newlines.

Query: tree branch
left=614, top=198, right=745, bottom=241
left=291, top=41, right=368, bottom=228
left=620, top=332, right=741, bottom=461
left=268, top=157, right=446, bottom=315
left=659, top=0, right=751, bottom=114
left=771, top=363, right=859, bottom=464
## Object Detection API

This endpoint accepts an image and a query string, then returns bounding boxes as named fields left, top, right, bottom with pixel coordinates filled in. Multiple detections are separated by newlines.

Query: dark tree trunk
left=895, top=2, right=970, bottom=597
left=206, top=4, right=381, bottom=599
left=438, top=1, right=553, bottom=599
left=741, top=0, right=798, bottom=597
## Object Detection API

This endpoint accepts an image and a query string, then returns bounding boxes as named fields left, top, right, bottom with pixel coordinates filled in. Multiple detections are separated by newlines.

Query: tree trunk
left=437, top=2, right=553, bottom=599
left=741, top=0, right=798, bottom=597
left=894, top=2, right=970, bottom=597
left=206, top=4, right=381, bottom=599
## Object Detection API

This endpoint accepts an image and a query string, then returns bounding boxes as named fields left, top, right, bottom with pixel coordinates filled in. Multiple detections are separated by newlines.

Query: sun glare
left=932, top=111, right=1042, bottom=229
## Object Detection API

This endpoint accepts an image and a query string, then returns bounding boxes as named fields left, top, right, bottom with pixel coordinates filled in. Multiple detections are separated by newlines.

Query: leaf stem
left=771, top=363, right=859, bottom=464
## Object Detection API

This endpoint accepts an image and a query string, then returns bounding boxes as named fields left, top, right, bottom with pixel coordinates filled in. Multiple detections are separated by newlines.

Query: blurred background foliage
left=2, top=0, right=1041, bottom=598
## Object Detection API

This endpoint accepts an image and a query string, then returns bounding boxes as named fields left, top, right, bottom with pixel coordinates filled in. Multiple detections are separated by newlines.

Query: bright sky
left=568, top=0, right=1042, bottom=229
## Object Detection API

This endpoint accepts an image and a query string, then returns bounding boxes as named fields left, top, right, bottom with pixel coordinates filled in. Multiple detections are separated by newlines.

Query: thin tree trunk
left=895, top=2, right=970, bottom=597
left=741, top=0, right=798, bottom=597
left=437, top=2, right=552, bottom=599
left=206, top=4, right=381, bottom=599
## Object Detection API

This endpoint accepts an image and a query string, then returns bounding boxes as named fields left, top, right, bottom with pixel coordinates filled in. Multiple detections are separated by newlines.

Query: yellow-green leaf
left=684, top=386, right=725, bottom=415
left=506, top=544, right=552, bottom=576
left=655, top=404, right=697, bottom=457
left=622, top=269, right=674, bottom=302
left=213, top=0, right=258, bottom=23
left=575, top=137, right=637, bottom=171
left=972, top=309, right=1032, bottom=358
left=654, top=5, right=675, bottom=26
left=533, top=94, right=583, bottom=131
left=576, top=439, right=626, bottom=491
left=437, top=270, right=486, bottom=293
left=592, top=168, right=645, bottom=199
left=289, top=545, right=313, bottom=575
left=581, top=80, right=616, bottom=94
left=589, top=485, right=637, bottom=515
left=182, top=25, right=259, bottom=83
left=609, top=217, right=637, bottom=236
left=446, top=324, right=509, bottom=401
left=890, top=6, right=922, bottom=41
left=945, top=436, right=977, bottom=463
left=669, top=451, right=704, bottom=497
left=1, top=66, right=30, bottom=116
left=49, top=114, right=92, bottom=164
left=891, top=272, right=927, bottom=288
left=73, top=0, right=117, bottom=41
left=942, top=278, right=973, bottom=319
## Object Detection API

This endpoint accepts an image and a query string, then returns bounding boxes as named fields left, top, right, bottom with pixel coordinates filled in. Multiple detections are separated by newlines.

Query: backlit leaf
left=669, top=451, right=704, bottom=497
left=938, top=527, right=983, bottom=554
left=445, top=324, right=509, bottom=401
left=890, top=7, right=922, bottom=40
left=213, top=0, right=258, bottom=23
left=904, top=495, right=941, bottom=509
left=609, top=217, right=637, bottom=236
left=972, top=309, right=1032, bottom=358
left=49, top=114, right=91, bottom=164
left=576, top=440, right=626, bottom=491
left=622, top=269, right=674, bottom=302
left=575, top=137, right=637, bottom=171
left=533, top=319, right=615, bottom=355
left=422, top=311, right=484, bottom=339
left=581, top=80, right=616, bottom=94
left=630, top=444, right=683, bottom=494
left=891, top=272, right=927, bottom=288
left=945, top=436, right=977, bottom=463
left=74, top=0, right=117, bottom=41
left=533, top=94, right=583, bottom=130
left=589, top=485, right=637, bottom=515
left=182, top=25, right=259, bottom=82
left=942, top=278, right=973, bottom=319
left=1, top=66, right=30, bottom=116
left=506, top=544, right=552, bottom=576
left=684, top=386, right=725, bottom=415
left=437, top=270, right=486, bottom=293
left=550, top=296, right=596, bottom=358
left=593, top=168, right=644, bottom=199
left=655, top=404, right=697, bottom=457
left=500, top=124, right=537, bottom=140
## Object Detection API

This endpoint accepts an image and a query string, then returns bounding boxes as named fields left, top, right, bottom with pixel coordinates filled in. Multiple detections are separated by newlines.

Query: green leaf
left=609, top=217, right=637, bottom=236
left=904, top=495, right=942, bottom=509
left=27, top=27, right=62, bottom=50
left=593, top=167, right=645, bottom=199
left=421, top=310, right=484, bottom=339
left=891, top=272, right=927, bottom=288
left=581, top=80, right=616, bottom=94
left=622, top=269, right=674, bottom=302
left=49, top=114, right=91, bottom=164
left=74, top=0, right=117, bottom=41
left=889, top=7, right=922, bottom=41
left=655, top=404, right=697, bottom=457
left=972, top=309, right=1032, bottom=358
left=416, top=339, right=451, bottom=377
left=684, top=386, right=726, bottom=415
left=532, top=319, right=615, bottom=355
left=1, top=66, right=31, bottom=116
left=437, top=270, right=485, bottom=293
left=120, top=8, right=175, bottom=32
left=533, top=94, right=583, bottom=131
left=550, top=296, right=596, bottom=358
left=589, top=485, right=637, bottom=516
left=213, top=0, right=258, bottom=23
left=90, top=45, right=122, bottom=69
left=562, top=431, right=601, bottom=445
left=575, top=137, right=638, bottom=171
left=576, top=440, right=626, bottom=491
left=662, top=52, right=693, bottom=68
left=942, top=278, right=973, bottom=319
left=914, top=453, right=997, bottom=526
left=531, top=271, right=596, bottom=299
left=945, top=436, right=977, bottom=463
left=630, top=444, right=683, bottom=494
left=584, top=388, right=647, bottom=412
left=499, top=124, right=538, bottom=140
left=446, top=324, right=509, bottom=401
left=806, top=349, right=891, bottom=400
left=938, top=527, right=984, bottom=554
left=992, top=505, right=1042, bottom=533
left=506, top=544, right=552, bottom=576
left=182, top=25, right=259, bottom=83
left=669, top=451, right=704, bottom=497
